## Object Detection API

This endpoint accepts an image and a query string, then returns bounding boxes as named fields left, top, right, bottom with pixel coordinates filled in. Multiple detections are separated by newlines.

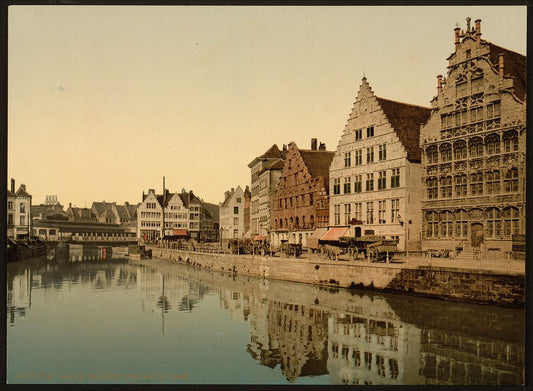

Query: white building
left=7, top=179, right=32, bottom=239
left=329, top=78, right=431, bottom=251
left=219, top=186, right=246, bottom=240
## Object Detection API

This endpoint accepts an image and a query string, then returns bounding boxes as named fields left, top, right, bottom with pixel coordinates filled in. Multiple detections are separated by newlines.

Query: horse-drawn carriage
left=318, top=235, right=398, bottom=262
left=279, top=240, right=303, bottom=258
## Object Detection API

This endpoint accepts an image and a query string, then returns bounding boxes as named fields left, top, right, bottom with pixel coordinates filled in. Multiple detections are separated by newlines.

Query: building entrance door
left=471, top=223, right=484, bottom=248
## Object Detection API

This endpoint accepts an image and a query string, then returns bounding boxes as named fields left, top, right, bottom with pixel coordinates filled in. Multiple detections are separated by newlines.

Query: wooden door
left=471, top=223, right=484, bottom=248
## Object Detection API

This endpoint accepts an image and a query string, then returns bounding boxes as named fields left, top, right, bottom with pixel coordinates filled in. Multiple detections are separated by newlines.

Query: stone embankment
left=146, top=246, right=524, bottom=308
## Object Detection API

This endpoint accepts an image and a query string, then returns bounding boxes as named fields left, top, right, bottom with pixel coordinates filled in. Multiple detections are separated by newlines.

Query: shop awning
left=172, top=229, right=188, bottom=236
left=253, top=235, right=266, bottom=241
left=320, top=226, right=350, bottom=242
left=306, top=228, right=328, bottom=249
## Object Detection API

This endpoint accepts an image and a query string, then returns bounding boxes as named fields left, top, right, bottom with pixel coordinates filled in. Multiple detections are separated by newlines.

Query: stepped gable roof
left=15, top=186, right=31, bottom=197
left=375, top=97, right=431, bottom=162
left=177, top=193, right=190, bottom=208
left=488, top=43, right=526, bottom=101
left=259, top=144, right=283, bottom=159
left=220, top=191, right=233, bottom=208
left=298, top=149, right=335, bottom=179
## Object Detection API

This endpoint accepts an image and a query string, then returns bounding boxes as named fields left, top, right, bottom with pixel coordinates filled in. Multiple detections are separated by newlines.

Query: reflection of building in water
left=7, top=268, right=32, bottom=325
left=327, top=296, right=422, bottom=385
left=418, top=329, right=524, bottom=385
left=219, top=290, right=251, bottom=322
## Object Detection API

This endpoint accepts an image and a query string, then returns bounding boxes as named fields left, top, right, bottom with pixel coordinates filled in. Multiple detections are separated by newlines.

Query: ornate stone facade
left=420, top=18, right=526, bottom=257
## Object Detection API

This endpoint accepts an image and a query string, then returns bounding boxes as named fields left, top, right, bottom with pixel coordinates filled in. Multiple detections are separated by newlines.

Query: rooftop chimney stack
left=311, top=138, right=318, bottom=150
left=454, top=26, right=461, bottom=52
left=499, top=53, right=504, bottom=76
left=436, top=75, right=443, bottom=96
left=21, top=184, right=26, bottom=191
left=319, top=142, right=326, bottom=151
left=11, top=178, right=14, bottom=193
left=475, top=19, right=482, bottom=42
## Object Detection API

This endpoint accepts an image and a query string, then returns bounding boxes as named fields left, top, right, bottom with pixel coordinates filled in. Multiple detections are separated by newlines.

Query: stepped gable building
left=248, top=144, right=287, bottom=238
left=271, top=140, right=334, bottom=247
left=7, top=179, right=32, bottom=239
left=329, top=77, right=431, bottom=251
left=420, top=18, right=526, bottom=258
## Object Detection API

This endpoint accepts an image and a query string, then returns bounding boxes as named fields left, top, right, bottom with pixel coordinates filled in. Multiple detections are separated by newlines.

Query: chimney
left=436, top=75, right=443, bottom=96
left=282, top=144, right=287, bottom=153
left=311, top=138, right=317, bottom=150
left=499, top=53, right=504, bottom=76
left=319, top=143, right=326, bottom=151
left=21, top=184, right=26, bottom=191
left=69, top=202, right=72, bottom=208
left=125, top=201, right=129, bottom=206
left=163, top=176, right=166, bottom=203
left=11, top=178, right=14, bottom=193
left=474, top=19, right=481, bottom=42
left=454, top=26, right=461, bottom=52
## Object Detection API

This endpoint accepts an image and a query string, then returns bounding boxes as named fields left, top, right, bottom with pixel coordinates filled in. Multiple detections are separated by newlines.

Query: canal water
left=7, top=255, right=525, bottom=385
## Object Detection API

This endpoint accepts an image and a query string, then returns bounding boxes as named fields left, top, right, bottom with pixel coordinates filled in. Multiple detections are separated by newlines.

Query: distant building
left=66, top=204, right=98, bottom=223
left=271, top=140, right=334, bottom=247
left=219, top=186, right=247, bottom=240
left=31, top=195, right=67, bottom=221
left=420, top=18, right=526, bottom=258
left=7, top=179, right=32, bottom=239
left=91, top=201, right=137, bottom=232
left=329, top=77, right=431, bottom=250
left=32, top=219, right=136, bottom=243
left=248, top=144, right=286, bottom=238
left=202, top=202, right=220, bottom=242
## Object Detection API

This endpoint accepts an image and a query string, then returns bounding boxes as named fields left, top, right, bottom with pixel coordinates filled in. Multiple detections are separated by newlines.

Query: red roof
left=320, top=227, right=349, bottom=241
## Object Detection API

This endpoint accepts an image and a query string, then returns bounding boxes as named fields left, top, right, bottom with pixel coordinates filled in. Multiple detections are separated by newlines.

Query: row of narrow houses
left=245, top=18, right=525, bottom=257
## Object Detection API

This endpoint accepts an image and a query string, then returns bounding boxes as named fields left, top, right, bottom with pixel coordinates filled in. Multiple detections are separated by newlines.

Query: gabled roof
left=375, top=97, right=431, bottom=162
left=204, top=203, right=219, bottom=221
left=115, top=205, right=129, bottom=219
left=177, top=193, right=190, bottom=208
left=125, top=203, right=137, bottom=217
left=299, top=150, right=335, bottom=179
left=487, top=43, right=526, bottom=101
left=7, top=189, right=15, bottom=197
left=259, top=144, right=283, bottom=159
left=92, top=201, right=114, bottom=216
left=101, top=209, right=115, bottom=219
left=15, top=186, right=31, bottom=197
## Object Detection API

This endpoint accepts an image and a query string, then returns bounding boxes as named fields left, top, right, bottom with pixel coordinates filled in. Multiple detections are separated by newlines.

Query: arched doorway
left=471, top=223, right=484, bottom=248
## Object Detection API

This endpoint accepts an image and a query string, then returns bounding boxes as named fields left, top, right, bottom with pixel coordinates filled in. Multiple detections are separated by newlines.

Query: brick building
left=271, top=140, right=334, bottom=247
left=420, top=18, right=526, bottom=258
left=329, top=77, right=431, bottom=250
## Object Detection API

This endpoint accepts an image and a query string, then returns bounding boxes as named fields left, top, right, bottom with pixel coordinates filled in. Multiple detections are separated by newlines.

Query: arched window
left=470, top=172, right=483, bottom=195
left=504, top=168, right=519, bottom=192
left=486, top=170, right=500, bottom=194
left=454, top=140, right=467, bottom=160
left=426, top=211, right=439, bottom=238
left=301, top=216, right=306, bottom=228
left=310, top=215, right=315, bottom=228
left=295, top=216, right=300, bottom=228
left=486, top=208, right=501, bottom=239
left=427, top=177, right=438, bottom=199
left=426, top=146, right=438, bottom=164
left=503, top=131, right=519, bottom=152
left=440, top=176, right=452, bottom=198
left=440, top=143, right=452, bottom=162
left=454, top=210, right=468, bottom=238
left=454, top=174, right=467, bottom=197
left=471, top=69, right=484, bottom=93
left=440, top=211, right=453, bottom=238
left=469, top=137, right=483, bottom=158
left=502, top=207, right=519, bottom=237
left=485, top=134, right=500, bottom=155
left=455, top=74, right=468, bottom=96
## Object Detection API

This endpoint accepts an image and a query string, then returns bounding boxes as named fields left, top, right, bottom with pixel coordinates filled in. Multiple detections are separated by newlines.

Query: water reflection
left=7, top=257, right=524, bottom=385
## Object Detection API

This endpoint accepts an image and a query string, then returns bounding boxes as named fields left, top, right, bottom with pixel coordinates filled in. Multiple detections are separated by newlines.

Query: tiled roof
left=177, top=193, right=190, bottom=208
left=259, top=144, right=283, bottom=159
left=15, top=186, right=31, bottom=197
left=92, top=201, right=114, bottom=216
left=7, top=190, right=14, bottom=197
left=299, top=150, right=335, bottom=179
left=125, top=203, right=137, bottom=218
left=488, top=43, right=526, bottom=101
left=375, top=97, right=431, bottom=162
left=204, top=203, right=219, bottom=221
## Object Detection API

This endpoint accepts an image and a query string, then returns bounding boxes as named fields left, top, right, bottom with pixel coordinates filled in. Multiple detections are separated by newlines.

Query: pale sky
left=8, top=6, right=526, bottom=207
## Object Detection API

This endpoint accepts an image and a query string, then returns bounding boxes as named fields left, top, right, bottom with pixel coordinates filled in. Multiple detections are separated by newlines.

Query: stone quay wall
left=147, top=247, right=524, bottom=308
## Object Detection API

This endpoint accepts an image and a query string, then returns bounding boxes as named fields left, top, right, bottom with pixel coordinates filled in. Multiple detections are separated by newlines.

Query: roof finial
left=362, top=69, right=366, bottom=81
left=466, top=17, right=471, bottom=32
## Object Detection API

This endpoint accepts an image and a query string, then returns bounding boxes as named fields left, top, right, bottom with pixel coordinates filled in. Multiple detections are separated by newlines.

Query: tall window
left=486, top=170, right=500, bottom=194
left=470, top=106, right=483, bottom=122
left=427, top=177, right=438, bottom=199
left=427, top=146, right=438, bottom=164
left=440, top=176, right=452, bottom=198
left=440, top=211, right=453, bottom=238
left=366, top=202, right=374, bottom=224
left=455, top=74, right=468, bottom=96
left=354, top=149, right=362, bottom=165
left=20, top=203, right=25, bottom=213
left=20, top=215, right=25, bottom=226
left=454, top=141, right=467, bottom=160
left=426, top=211, right=439, bottom=238
left=503, top=131, right=519, bottom=152
left=378, top=171, right=387, bottom=190
left=8, top=201, right=13, bottom=210
left=344, top=204, right=351, bottom=225
left=343, top=177, right=351, bottom=194
left=440, top=144, right=452, bottom=162
left=367, top=126, right=374, bottom=138
left=354, top=203, right=362, bottom=221
left=366, top=147, right=374, bottom=163
left=486, top=134, right=500, bottom=155
left=486, top=208, right=501, bottom=238
left=378, top=201, right=386, bottom=223
left=391, top=199, right=400, bottom=223
left=354, top=175, right=362, bottom=193
left=487, top=101, right=501, bottom=118
left=334, top=205, right=341, bottom=226
left=378, top=144, right=387, bottom=161
left=366, top=174, right=374, bottom=191
left=354, top=129, right=362, bottom=140
left=344, top=152, right=351, bottom=167
left=391, top=168, right=400, bottom=188
left=470, top=172, right=483, bottom=195
left=454, top=174, right=467, bottom=197
left=504, top=168, right=519, bottom=192
left=234, top=207, right=239, bottom=214
left=333, top=178, right=341, bottom=195
left=503, top=207, right=519, bottom=237
left=469, top=138, right=483, bottom=158
left=8, top=214, right=13, bottom=225
left=454, top=210, right=468, bottom=238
